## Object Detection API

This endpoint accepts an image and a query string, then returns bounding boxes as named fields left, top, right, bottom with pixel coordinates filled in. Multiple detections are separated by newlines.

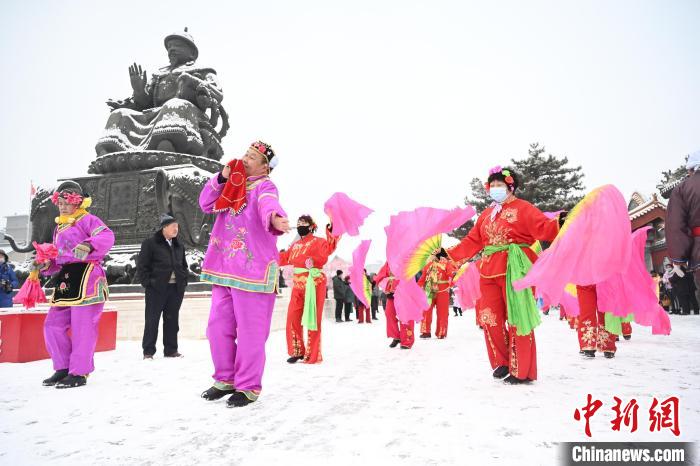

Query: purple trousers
left=207, top=285, right=276, bottom=392
left=43, top=304, right=104, bottom=375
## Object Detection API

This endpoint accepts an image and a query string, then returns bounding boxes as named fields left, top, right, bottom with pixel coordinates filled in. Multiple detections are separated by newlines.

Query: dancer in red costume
left=279, top=215, right=340, bottom=364
left=375, top=262, right=415, bottom=349
left=446, top=166, right=561, bottom=384
left=418, top=253, right=455, bottom=339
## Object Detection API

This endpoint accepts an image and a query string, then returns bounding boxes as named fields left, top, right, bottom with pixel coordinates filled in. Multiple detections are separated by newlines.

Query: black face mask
left=297, top=225, right=311, bottom=237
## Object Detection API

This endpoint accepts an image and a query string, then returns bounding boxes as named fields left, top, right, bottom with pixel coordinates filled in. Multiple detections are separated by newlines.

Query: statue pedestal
left=62, top=163, right=216, bottom=249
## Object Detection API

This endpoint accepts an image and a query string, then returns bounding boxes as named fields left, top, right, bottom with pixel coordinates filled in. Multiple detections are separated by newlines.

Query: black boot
left=201, top=384, right=235, bottom=401
left=492, top=366, right=509, bottom=379
left=389, top=339, right=400, bottom=348
left=582, top=350, right=596, bottom=358
left=287, top=356, right=303, bottom=364
left=419, top=333, right=431, bottom=339
left=623, top=335, right=631, bottom=340
left=42, top=369, right=69, bottom=387
left=399, top=345, right=410, bottom=349
left=604, top=351, right=615, bottom=359
left=226, top=391, right=257, bottom=408
left=503, top=375, right=530, bottom=385
left=55, top=374, right=87, bottom=389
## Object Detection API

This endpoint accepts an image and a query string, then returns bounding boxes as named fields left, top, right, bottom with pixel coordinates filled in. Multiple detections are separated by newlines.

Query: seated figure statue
left=95, top=28, right=227, bottom=160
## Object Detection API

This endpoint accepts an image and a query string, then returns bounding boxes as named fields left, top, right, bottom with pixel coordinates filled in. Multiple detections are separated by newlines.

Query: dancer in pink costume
left=40, top=181, right=115, bottom=389
left=198, top=141, right=291, bottom=408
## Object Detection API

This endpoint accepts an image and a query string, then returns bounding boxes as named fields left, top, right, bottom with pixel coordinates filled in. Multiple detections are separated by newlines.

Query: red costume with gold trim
left=279, top=226, right=339, bottom=363
left=417, top=258, right=455, bottom=338
left=375, top=262, right=415, bottom=348
left=576, top=285, right=617, bottom=353
left=447, top=198, right=559, bottom=381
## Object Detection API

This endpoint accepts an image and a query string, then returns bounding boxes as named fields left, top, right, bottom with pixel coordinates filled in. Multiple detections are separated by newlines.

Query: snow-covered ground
left=1, top=312, right=698, bottom=465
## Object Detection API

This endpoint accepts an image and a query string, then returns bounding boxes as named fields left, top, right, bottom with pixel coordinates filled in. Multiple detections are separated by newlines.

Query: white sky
left=1, top=0, right=698, bottom=262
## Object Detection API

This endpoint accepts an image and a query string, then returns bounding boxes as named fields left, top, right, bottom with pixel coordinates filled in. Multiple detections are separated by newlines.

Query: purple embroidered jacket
left=43, top=212, right=115, bottom=306
left=199, top=173, right=287, bottom=293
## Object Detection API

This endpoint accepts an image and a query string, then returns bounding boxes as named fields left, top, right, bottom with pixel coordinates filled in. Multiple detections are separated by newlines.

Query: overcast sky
left=1, top=0, right=698, bottom=262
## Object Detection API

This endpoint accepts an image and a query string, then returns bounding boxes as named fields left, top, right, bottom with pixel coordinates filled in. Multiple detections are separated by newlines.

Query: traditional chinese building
left=628, top=192, right=668, bottom=272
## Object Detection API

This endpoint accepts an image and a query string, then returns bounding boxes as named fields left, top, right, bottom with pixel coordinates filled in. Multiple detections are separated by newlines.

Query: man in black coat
left=137, top=214, right=188, bottom=359
left=332, top=270, right=345, bottom=322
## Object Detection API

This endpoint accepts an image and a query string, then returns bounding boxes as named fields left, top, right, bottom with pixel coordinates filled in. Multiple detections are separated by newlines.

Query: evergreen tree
left=449, top=143, right=585, bottom=239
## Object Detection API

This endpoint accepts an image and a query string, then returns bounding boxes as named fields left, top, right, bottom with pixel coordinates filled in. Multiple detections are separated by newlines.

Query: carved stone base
left=62, top=163, right=215, bottom=249
left=88, top=150, right=223, bottom=175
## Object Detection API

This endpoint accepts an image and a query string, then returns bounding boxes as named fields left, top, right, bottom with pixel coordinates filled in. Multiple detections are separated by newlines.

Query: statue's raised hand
left=129, top=63, right=147, bottom=93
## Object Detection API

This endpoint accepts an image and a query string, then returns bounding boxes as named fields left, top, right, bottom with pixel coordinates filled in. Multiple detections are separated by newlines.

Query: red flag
left=30, top=181, right=37, bottom=199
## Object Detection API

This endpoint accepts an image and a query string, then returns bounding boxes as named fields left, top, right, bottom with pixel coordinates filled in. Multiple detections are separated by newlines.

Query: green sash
left=482, top=243, right=541, bottom=336
left=603, top=312, right=634, bottom=335
left=294, top=267, right=322, bottom=331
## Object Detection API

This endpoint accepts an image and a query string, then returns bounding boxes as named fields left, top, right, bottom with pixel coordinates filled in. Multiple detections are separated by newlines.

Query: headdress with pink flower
left=484, top=165, right=516, bottom=191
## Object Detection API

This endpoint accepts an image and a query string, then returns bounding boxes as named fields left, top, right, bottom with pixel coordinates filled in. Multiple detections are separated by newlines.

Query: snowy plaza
left=2, top=1, right=700, bottom=465
left=1, top=310, right=698, bottom=465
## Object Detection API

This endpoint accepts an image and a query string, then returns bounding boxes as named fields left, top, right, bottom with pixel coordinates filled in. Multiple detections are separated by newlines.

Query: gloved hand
left=558, top=211, right=569, bottom=228
left=72, top=242, right=92, bottom=260
left=672, top=263, right=685, bottom=278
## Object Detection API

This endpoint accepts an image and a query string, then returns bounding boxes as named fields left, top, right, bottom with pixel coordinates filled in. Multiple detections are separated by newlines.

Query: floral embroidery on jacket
left=210, top=225, right=254, bottom=263
left=501, top=207, right=518, bottom=224
left=484, top=221, right=511, bottom=246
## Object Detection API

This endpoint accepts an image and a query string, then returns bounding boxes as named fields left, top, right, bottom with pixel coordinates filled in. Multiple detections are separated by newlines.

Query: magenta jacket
left=199, top=173, right=287, bottom=293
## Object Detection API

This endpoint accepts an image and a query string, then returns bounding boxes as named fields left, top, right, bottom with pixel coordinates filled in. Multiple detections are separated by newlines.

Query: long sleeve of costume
left=256, top=181, right=287, bottom=236
left=666, top=185, right=691, bottom=263
left=278, top=248, right=291, bottom=266
left=417, top=263, right=430, bottom=288
left=199, top=174, right=225, bottom=213
left=374, top=263, right=390, bottom=284
left=79, top=216, right=115, bottom=262
left=322, top=225, right=340, bottom=257
left=522, top=202, right=560, bottom=243
left=447, top=214, right=486, bottom=263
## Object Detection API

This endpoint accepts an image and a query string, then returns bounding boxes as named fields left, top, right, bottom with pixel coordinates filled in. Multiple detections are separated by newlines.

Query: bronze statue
left=95, top=28, right=228, bottom=160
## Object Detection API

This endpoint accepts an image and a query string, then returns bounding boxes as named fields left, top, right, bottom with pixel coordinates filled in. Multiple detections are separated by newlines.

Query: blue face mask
left=489, top=186, right=509, bottom=203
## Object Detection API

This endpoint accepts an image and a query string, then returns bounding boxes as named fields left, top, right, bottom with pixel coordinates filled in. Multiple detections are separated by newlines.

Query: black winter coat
left=136, top=231, right=188, bottom=292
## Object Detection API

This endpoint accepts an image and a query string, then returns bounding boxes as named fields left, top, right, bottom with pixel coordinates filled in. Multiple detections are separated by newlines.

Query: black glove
left=558, top=211, right=569, bottom=228
left=436, top=248, right=448, bottom=259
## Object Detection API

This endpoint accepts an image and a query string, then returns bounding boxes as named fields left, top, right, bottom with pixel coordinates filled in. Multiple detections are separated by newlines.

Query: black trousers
left=370, top=296, right=379, bottom=319
left=344, top=302, right=354, bottom=321
left=142, top=283, right=184, bottom=356
left=335, top=299, right=344, bottom=320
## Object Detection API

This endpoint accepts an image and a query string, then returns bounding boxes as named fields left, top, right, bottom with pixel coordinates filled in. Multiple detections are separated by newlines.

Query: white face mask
left=489, top=186, right=509, bottom=203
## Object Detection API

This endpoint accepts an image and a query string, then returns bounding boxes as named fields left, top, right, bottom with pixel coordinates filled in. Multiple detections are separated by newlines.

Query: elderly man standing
left=198, top=141, right=290, bottom=407
left=667, top=150, right=700, bottom=284
left=137, top=214, right=188, bottom=360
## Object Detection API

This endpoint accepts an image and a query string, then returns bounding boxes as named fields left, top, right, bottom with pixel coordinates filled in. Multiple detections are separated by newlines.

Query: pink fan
left=34, top=242, right=58, bottom=263
left=514, top=185, right=632, bottom=307
left=394, top=280, right=430, bottom=323
left=454, top=261, right=481, bottom=310
left=385, top=205, right=476, bottom=322
left=13, top=269, right=47, bottom=309
left=324, top=192, right=373, bottom=237
left=596, top=227, right=671, bottom=335
left=349, top=240, right=372, bottom=308
left=13, top=242, right=58, bottom=309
